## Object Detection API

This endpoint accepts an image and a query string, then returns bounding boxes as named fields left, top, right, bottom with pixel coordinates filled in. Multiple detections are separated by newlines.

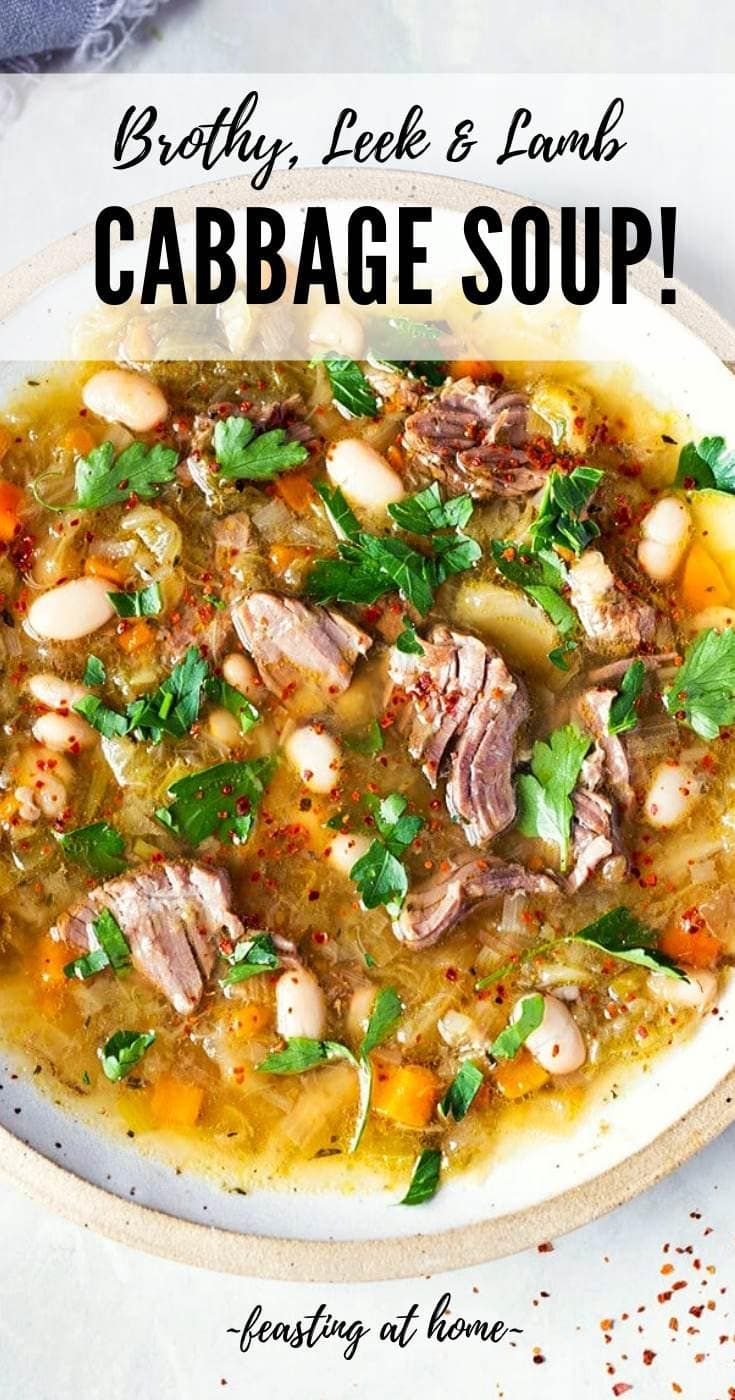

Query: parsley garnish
left=64, top=908, right=132, bottom=981
left=359, top=986, right=403, bottom=1057
left=83, top=655, right=106, bottom=687
left=388, top=483, right=473, bottom=534
left=99, top=1029, right=155, bottom=1082
left=572, top=906, right=688, bottom=978
left=220, top=932, right=279, bottom=987
left=212, top=416, right=308, bottom=480
left=349, top=793, right=424, bottom=916
left=107, top=582, right=163, bottom=618
left=58, top=821, right=126, bottom=877
left=664, top=627, right=735, bottom=739
left=400, top=1147, right=442, bottom=1205
left=318, top=359, right=378, bottom=418
left=515, top=724, right=591, bottom=871
left=307, top=483, right=481, bottom=615
left=395, top=616, right=425, bottom=655
left=258, top=985, right=402, bottom=1153
left=476, top=905, right=687, bottom=990
left=488, top=993, right=545, bottom=1060
left=156, top=756, right=274, bottom=847
left=438, top=1061, right=484, bottom=1122
left=491, top=539, right=579, bottom=667
left=74, top=647, right=247, bottom=744
left=675, top=436, right=735, bottom=493
left=67, top=441, right=178, bottom=511
left=528, top=467, right=603, bottom=556
left=608, top=659, right=646, bottom=735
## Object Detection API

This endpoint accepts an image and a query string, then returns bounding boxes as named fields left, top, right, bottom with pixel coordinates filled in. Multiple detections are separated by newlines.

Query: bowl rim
left=1, top=165, right=735, bottom=1282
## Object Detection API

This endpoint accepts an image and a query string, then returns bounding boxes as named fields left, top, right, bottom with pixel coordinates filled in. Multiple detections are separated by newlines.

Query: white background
left=2, top=6, right=735, bottom=1398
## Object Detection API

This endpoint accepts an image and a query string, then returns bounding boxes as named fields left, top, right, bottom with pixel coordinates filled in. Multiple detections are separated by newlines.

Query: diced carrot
left=0, top=481, right=23, bottom=542
left=117, top=620, right=154, bottom=654
left=225, top=1003, right=272, bottom=1038
left=0, top=792, right=19, bottom=824
left=150, top=1075, right=204, bottom=1128
left=84, top=554, right=128, bottom=584
left=386, top=444, right=405, bottom=474
left=274, top=472, right=316, bottom=514
left=679, top=541, right=730, bottom=614
left=36, top=934, right=69, bottom=988
left=448, top=360, right=496, bottom=382
left=660, top=918, right=722, bottom=970
left=371, top=1057, right=440, bottom=1128
left=494, top=1049, right=549, bottom=1100
left=268, top=543, right=313, bottom=578
left=63, top=426, right=95, bottom=456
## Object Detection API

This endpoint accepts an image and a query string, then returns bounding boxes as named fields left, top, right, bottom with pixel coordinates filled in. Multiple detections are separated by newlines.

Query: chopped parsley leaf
left=488, top=993, right=545, bottom=1061
left=439, top=1061, right=484, bottom=1121
left=58, top=821, right=126, bottom=877
left=675, top=435, right=735, bottom=493
left=528, top=466, right=603, bottom=556
left=515, top=724, right=591, bottom=871
left=99, top=1029, right=155, bottom=1082
left=107, top=582, right=163, bottom=618
left=400, top=1148, right=442, bottom=1205
left=663, top=627, right=735, bottom=739
left=349, top=793, right=424, bottom=916
left=155, top=756, right=274, bottom=847
left=608, top=659, right=646, bottom=735
left=212, top=415, right=309, bottom=480
left=220, top=932, right=280, bottom=987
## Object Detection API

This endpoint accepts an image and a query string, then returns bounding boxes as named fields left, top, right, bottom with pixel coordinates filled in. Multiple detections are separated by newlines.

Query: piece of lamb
left=567, top=549, right=656, bottom=656
left=402, top=377, right=545, bottom=498
left=232, top=591, right=372, bottom=697
left=51, top=861, right=244, bottom=1015
left=394, top=853, right=556, bottom=949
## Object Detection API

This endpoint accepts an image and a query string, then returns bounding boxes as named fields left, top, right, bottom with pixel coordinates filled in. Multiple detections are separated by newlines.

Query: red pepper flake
left=612, top=1385, right=632, bottom=1396
left=537, top=1240, right=554, bottom=1253
left=642, top=1350, right=656, bottom=1366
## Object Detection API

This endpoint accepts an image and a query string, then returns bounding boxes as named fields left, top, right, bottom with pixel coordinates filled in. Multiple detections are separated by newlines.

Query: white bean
left=16, top=744, right=73, bottom=787
left=285, top=724, right=341, bottom=794
left=346, top=984, right=376, bottom=1043
left=326, top=830, right=371, bottom=876
left=327, top=439, right=404, bottom=513
left=643, top=760, right=702, bottom=829
left=638, top=496, right=691, bottom=582
left=82, top=368, right=168, bottom=433
left=27, top=577, right=116, bottom=642
left=13, top=786, right=40, bottom=822
left=275, top=966, right=326, bottom=1040
left=222, top=652, right=261, bottom=701
left=309, top=306, right=365, bottom=359
left=27, top=673, right=90, bottom=712
left=513, top=993, right=586, bottom=1075
left=32, top=711, right=96, bottom=754
left=647, top=968, right=717, bottom=1012
left=207, top=707, right=241, bottom=749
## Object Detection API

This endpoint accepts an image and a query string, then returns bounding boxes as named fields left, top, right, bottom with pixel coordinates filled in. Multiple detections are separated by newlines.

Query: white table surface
left=3, top=8, right=735, bottom=1398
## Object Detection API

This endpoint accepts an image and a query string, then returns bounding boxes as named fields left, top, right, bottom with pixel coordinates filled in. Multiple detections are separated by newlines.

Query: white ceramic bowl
left=1, top=171, right=735, bottom=1281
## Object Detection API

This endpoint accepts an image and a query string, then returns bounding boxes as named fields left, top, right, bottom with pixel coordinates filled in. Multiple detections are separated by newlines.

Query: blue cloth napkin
left=0, top=0, right=106, bottom=62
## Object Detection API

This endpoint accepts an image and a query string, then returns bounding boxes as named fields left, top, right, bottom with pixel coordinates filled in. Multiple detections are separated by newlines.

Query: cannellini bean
left=309, top=305, right=365, bottom=359
left=27, top=673, right=90, bottom=712
left=82, top=368, right=168, bottom=433
left=27, top=577, right=116, bottom=642
left=222, top=652, right=261, bottom=701
left=643, top=760, right=702, bottom=829
left=32, top=711, right=96, bottom=754
left=16, top=744, right=73, bottom=787
left=327, top=439, right=404, bottom=512
left=637, top=496, right=691, bottom=582
left=647, top=968, right=717, bottom=1012
left=346, top=984, right=377, bottom=1043
left=206, top=707, right=241, bottom=749
left=275, top=966, right=326, bottom=1040
left=326, top=830, right=370, bottom=876
left=13, top=786, right=40, bottom=822
left=285, top=724, right=341, bottom=794
left=513, top=993, right=586, bottom=1075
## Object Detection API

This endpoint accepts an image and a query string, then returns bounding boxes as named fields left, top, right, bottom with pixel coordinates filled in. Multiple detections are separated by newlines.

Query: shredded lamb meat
left=394, top=853, right=556, bottom=949
left=568, top=549, right=656, bottom=656
left=402, top=377, right=547, bottom=498
left=388, top=626, right=527, bottom=846
left=51, top=862, right=243, bottom=1015
left=232, top=591, right=372, bottom=697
